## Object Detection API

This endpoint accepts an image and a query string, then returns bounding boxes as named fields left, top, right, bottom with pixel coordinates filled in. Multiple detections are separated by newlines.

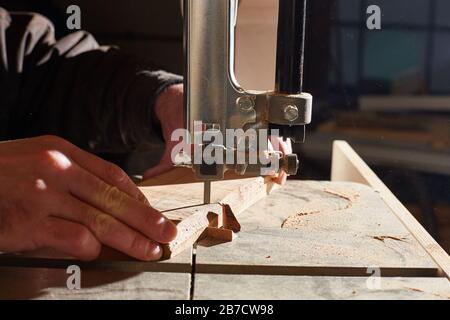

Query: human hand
left=0, top=136, right=177, bottom=261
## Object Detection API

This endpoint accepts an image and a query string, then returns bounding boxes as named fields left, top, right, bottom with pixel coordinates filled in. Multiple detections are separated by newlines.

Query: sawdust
left=373, top=235, right=408, bottom=243
left=281, top=187, right=359, bottom=229
left=281, top=211, right=320, bottom=229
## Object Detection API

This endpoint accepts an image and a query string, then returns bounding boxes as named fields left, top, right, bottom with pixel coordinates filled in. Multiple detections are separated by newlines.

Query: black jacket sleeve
left=0, top=7, right=183, bottom=154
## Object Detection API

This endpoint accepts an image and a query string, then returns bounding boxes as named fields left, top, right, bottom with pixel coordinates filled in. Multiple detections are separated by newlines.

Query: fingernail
left=145, top=242, right=162, bottom=260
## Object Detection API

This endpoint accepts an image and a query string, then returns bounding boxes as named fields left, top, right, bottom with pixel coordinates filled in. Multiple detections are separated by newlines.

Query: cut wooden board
left=195, top=181, right=439, bottom=276
left=139, top=168, right=275, bottom=216
left=161, top=204, right=223, bottom=259
left=194, top=274, right=450, bottom=300
left=331, top=141, right=450, bottom=279
left=0, top=267, right=190, bottom=300
left=139, top=168, right=276, bottom=259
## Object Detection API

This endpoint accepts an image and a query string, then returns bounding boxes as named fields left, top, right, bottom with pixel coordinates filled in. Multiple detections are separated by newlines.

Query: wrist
left=154, top=84, right=184, bottom=125
left=153, top=83, right=184, bottom=142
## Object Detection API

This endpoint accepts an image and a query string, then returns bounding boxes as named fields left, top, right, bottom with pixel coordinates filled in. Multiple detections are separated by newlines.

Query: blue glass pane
left=337, top=0, right=361, bottom=23
left=330, top=27, right=359, bottom=86
left=431, top=33, right=450, bottom=94
left=363, top=31, right=427, bottom=92
left=436, top=0, right=450, bottom=27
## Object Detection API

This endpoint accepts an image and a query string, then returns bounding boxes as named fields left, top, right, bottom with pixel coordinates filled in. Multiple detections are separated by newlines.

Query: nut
left=283, top=105, right=299, bottom=122
left=237, top=96, right=255, bottom=112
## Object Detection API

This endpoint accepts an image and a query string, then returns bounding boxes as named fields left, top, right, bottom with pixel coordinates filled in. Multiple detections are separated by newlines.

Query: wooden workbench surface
left=0, top=168, right=449, bottom=300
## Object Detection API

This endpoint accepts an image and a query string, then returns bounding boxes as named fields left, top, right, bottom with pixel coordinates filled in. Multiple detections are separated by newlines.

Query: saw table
left=0, top=141, right=449, bottom=300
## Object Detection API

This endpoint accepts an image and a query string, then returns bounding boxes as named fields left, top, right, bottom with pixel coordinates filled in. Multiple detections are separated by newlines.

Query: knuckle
left=71, top=227, right=96, bottom=251
left=89, top=213, right=115, bottom=239
left=106, top=163, right=127, bottom=184
left=99, top=184, right=125, bottom=213
left=39, top=135, right=65, bottom=146
left=35, top=150, right=72, bottom=172
left=35, top=150, right=57, bottom=170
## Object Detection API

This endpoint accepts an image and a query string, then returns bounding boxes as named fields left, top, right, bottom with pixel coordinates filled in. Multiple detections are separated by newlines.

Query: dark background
left=1, top=0, right=449, bottom=253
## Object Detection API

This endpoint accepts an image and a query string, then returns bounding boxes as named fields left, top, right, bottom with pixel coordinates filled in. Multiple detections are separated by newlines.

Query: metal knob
left=281, top=153, right=300, bottom=175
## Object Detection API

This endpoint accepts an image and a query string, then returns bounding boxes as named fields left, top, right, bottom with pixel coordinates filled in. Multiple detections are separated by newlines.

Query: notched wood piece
left=162, top=204, right=223, bottom=259
left=202, top=227, right=237, bottom=242
left=139, top=169, right=276, bottom=260
left=222, top=204, right=241, bottom=232
left=163, top=203, right=242, bottom=259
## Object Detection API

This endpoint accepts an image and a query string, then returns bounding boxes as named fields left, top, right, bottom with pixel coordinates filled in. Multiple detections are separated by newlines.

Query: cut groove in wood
left=195, top=264, right=440, bottom=278
left=0, top=256, right=191, bottom=273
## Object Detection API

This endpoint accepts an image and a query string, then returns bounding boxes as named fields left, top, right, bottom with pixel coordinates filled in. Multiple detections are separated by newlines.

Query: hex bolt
left=237, top=96, right=255, bottom=112
left=283, top=105, right=299, bottom=122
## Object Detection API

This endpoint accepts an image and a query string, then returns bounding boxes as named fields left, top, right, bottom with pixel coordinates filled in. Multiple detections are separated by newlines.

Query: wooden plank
left=0, top=267, right=190, bottom=300
left=139, top=168, right=274, bottom=215
left=194, top=274, right=450, bottom=300
left=331, top=140, right=450, bottom=280
left=195, top=181, right=439, bottom=276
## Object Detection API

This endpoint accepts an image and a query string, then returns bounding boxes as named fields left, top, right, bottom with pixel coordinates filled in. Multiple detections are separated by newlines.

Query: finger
left=267, top=139, right=274, bottom=152
left=65, top=143, right=148, bottom=205
left=272, top=170, right=288, bottom=185
left=269, top=136, right=293, bottom=155
left=36, top=217, right=101, bottom=261
left=268, top=136, right=279, bottom=152
left=143, top=164, right=173, bottom=180
left=143, top=141, right=182, bottom=180
left=281, top=138, right=293, bottom=155
left=67, top=164, right=177, bottom=244
left=51, top=193, right=163, bottom=261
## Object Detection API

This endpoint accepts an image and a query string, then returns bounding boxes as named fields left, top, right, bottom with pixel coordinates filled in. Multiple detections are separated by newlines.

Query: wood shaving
left=373, top=235, right=407, bottom=243
left=323, top=188, right=360, bottom=203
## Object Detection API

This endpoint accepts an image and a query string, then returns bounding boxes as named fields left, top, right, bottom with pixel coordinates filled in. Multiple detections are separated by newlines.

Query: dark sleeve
left=0, top=7, right=183, bottom=153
